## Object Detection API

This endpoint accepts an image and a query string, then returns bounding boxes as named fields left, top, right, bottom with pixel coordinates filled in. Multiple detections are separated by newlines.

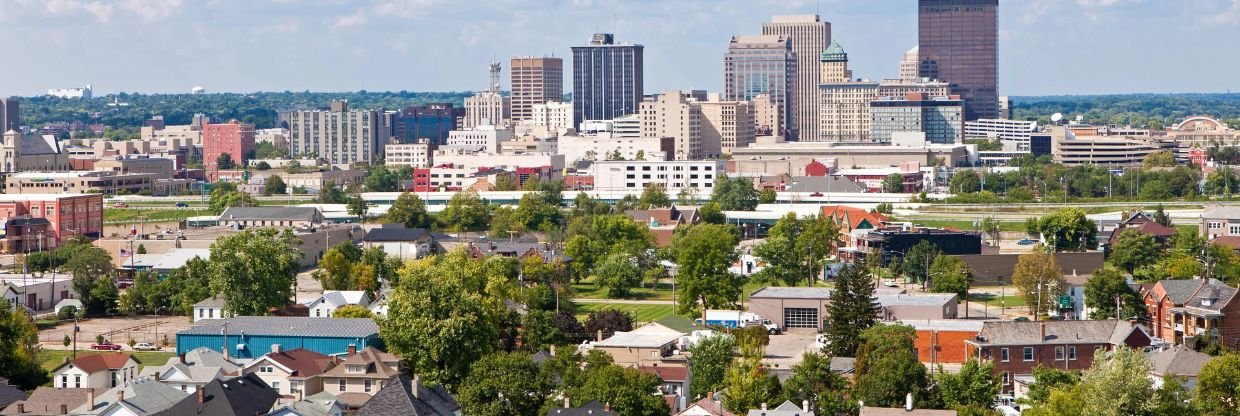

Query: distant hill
left=1010, top=93, right=1240, bottom=128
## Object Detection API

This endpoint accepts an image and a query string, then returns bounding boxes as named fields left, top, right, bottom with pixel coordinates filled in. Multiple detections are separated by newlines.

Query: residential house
left=625, top=205, right=702, bottom=246
left=747, top=401, right=813, bottom=416
left=175, top=317, right=381, bottom=359
left=1148, top=345, right=1211, bottom=390
left=218, top=207, right=324, bottom=229
left=638, top=365, right=689, bottom=410
left=361, top=226, right=432, bottom=260
left=268, top=392, right=345, bottom=416
left=675, top=397, right=734, bottom=416
left=545, top=400, right=616, bottom=416
left=317, top=346, right=401, bottom=408
left=0, top=388, right=97, bottom=416
left=964, top=320, right=1154, bottom=393
left=1201, top=203, right=1240, bottom=239
left=821, top=205, right=887, bottom=248
left=153, top=373, right=279, bottom=416
left=589, top=324, right=686, bottom=368
left=139, top=347, right=241, bottom=394
left=52, top=354, right=139, bottom=390
left=353, top=374, right=461, bottom=416
left=67, top=379, right=188, bottom=415
left=1143, top=278, right=1240, bottom=347
left=308, top=291, right=372, bottom=318
left=956, top=252, right=1104, bottom=286
left=0, top=378, right=26, bottom=411
left=1106, top=211, right=1175, bottom=250
left=241, top=346, right=339, bottom=401
left=192, top=297, right=228, bottom=322
left=860, top=406, right=956, bottom=416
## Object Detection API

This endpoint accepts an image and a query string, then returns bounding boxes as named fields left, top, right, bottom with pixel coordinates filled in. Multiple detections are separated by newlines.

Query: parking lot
left=38, top=315, right=193, bottom=351
left=761, top=329, right=819, bottom=369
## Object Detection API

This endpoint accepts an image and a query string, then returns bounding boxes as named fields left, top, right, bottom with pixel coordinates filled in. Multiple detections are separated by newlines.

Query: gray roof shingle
left=1148, top=345, right=1211, bottom=378
left=973, top=319, right=1150, bottom=347
left=354, top=374, right=460, bottom=416
left=178, top=317, right=378, bottom=338
left=545, top=400, right=616, bottom=416
left=363, top=227, right=429, bottom=242
left=0, top=378, right=26, bottom=411
left=1160, top=280, right=1205, bottom=305
left=153, top=373, right=279, bottom=416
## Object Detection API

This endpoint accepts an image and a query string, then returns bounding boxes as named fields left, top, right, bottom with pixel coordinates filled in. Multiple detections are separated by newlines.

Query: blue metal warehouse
left=175, top=316, right=382, bottom=359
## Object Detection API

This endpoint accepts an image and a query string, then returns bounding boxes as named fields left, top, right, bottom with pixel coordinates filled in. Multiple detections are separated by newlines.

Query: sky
left=1, top=0, right=1239, bottom=97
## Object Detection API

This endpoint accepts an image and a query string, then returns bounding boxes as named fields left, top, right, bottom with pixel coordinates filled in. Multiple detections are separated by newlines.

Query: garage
left=784, top=308, right=820, bottom=328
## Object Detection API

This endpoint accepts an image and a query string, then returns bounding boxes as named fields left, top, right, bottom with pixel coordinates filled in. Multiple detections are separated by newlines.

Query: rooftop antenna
left=488, top=61, right=502, bottom=93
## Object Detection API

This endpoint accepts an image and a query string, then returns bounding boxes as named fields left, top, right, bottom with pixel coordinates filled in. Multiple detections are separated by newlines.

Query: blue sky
left=1, top=0, right=1238, bottom=96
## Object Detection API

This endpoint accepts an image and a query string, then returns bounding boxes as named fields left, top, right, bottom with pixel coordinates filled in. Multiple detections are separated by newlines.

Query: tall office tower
left=820, top=40, right=852, bottom=83
left=918, top=0, right=999, bottom=120
left=818, top=41, right=878, bottom=143
left=0, top=98, right=19, bottom=132
left=510, top=57, right=564, bottom=123
left=751, top=93, right=781, bottom=137
left=723, top=35, right=796, bottom=139
left=639, top=91, right=702, bottom=160
left=898, top=46, right=922, bottom=82
left=288, top=100, right=386, bottom=165
left=761, top=15, right=831, bottom=140
left=572, top=33, right=644, bottom=128
left=465, top=62, right=510, bottom=128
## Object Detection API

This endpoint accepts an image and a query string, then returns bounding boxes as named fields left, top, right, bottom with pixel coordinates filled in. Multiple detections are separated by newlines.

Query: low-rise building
left=0, top=387, right=97, bottom=416
left=901, top=320, right=984, bottom=366
left=92, top=156, right=175, bottom=177
left=155, top=373, right=279, bottom=416
left=138, top=347, right=241, bottom=394
left=52, top=354, right=139, bottom=390
left=746, top=401, right=813, bottom=416
left=747, top=287, right=832, bottom=331
left=176, top=317, right=381, bottom=359
left=5, top=171, right=191, bottom=196
left=317, top=346, right=401, bottom=409
left=0, top=274, right=75, bottom=313
left=965, top=320, right=1153, bottom=393
left=360, top=226, right=432, bottom=260
left=876, top=294, right=958, bottom=320
left=590, top=324, right=686, bottom=368
left=1142, top=278, right=1240, bottom=347
left=1202, top=203, right=1240, bottom=239
left=590, top=160, right=726, bottom=193
left=1148, top=345, right=1211, bottom=390
left=218, top=207, right=324, bottom=229
left=191, top=297, right=228, bottom=322
left=0, top=193, right=104, bottom=251
left=352, top=374, right=460, bottom=416
left=67, top=378, right=188, bottom=415
left=308, top=291, right=371, bottom=318
left=383, top=142, right=431, bottom=168
left=241, top=346, right=339, bottom=401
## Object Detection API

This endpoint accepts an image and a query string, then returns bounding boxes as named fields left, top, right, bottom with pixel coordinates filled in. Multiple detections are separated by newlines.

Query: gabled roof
left=746, top=400, right=812, bottom=416
left=1202, top=204, right=1240, bottom=219
left=55, top=353, right=136, bottom=374
left=272, top=392, right=343, bottom=416
left=139, top=347, right=241, bottom=381
left=971, top=320, right=1152, bottom=347
left=1148, top=345, right=1212, bottom=378
left=822, top=205, right=887, bottom=231
left=546, top=400, right=616, bottom=416
left=313, top=291, right=370, bottom=309
left=638, top=365, right=688, bottom=382
left=1, top=388, right=96, bottom=416
left=153, top=373, right=279, bottom=416
left=71, top=379, right=188, bottom=415
left=193, top=296, right=225, bottom=308
left=321, top=346, right=400, bottom=379
left=253, top=348, right=339, bottom=378
left=1178, top=278, right=1238, bottom=315
left=362, top=227, right=429, bottom=242
left=676, top=397, right=735, bottom=416
left=0, top=378, right=26, bottom=411
left=354, top=374, right=460, bottom=416
left=1151, top=279, right=1204, bottom=305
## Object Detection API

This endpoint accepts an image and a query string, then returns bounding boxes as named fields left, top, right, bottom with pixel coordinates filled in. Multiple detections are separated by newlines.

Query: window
left=1068, top=346, right=1077, bottom=360
left=61, top=375, right=67, bottom=388
left=339, top=379, right=347, bottom=391
left=260, top=366, right=274, bottom=373
left=75, top=375, right=81, bottom=388
left=271, top=381, right=280, bottom=390
left=1000, top=348, right=1009, bottom=362
left=1001, top=372, right=1010, bottom=385
left=364, top=379, right=373, bottom=393
left=1055, top=346, right=1064, bottom=361
left=1023, top=347, right=1034, bottom=362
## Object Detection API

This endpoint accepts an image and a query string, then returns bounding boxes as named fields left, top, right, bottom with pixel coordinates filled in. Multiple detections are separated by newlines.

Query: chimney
left=564, top=397, right=570, bottom=408
left=198, top=388, right=205, bottom=404
left=347, top=344, right=357, bottom=357
left=1040, top=323, right=1047, bottom=340
left=87, top=389, right=95, bottom=410
left=905, top=393, right=913, bottom=411
left=60, top=404, right=67, bottom=415
left=16, top=404, right=23, bottom=413
left=804, top=400, right=810, bottom=412
left=604, top=402, right=610, bottom=412
left=154, top=372, right=161, bottom=380
left=179, top=353, right=186, bottom=364
left=597, top=330, right=603, bottom=342
left=118, top=390, right=125, bottom=402
left=271, top=344, right=282, bottom=354
left=412, top=374, right=421, bottom=398
left=761, top=403, right=767, bottom=410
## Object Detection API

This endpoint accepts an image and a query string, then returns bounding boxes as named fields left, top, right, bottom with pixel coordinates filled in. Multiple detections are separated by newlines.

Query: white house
left=360, top=227, right=432, bottom=260
left=138, top=347, right=241, bottom=394
left=240, top=345, right=339, bottom=400
left=52, top=353, right=139, bottom=390
left=0, top=273, right=76, bottom=312
left=368, top=293, right=389, bottom=317
left=308, top=291, right=371, bottom=318
left=191, top=297, right=229, bottom=322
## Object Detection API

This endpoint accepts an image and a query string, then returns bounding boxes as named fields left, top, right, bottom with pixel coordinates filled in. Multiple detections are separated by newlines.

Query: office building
left=0, top=98, right=18, bottom=132
left=444, top=126, right=512, bottom=154
left=47, top=85, right=92, bottom=99
left=202, top=120, right=256, bottom=174
left=762, top=15, right=831, bottom=140
left=899, top=46, right=922, bottom=82
left=464, top=61, right=510, bottom=128
left=530, top=101, right=574, bottom=132
left=723, top=35, right=796, bottom=138
left=817, top=40, right=877, bottom=143
left=288, top=100, right=385, bottom=165
left=870, top=93, right=964, bottom=144
left=919, top=0, right=999, bottom=120
left=697, top=94, right=756, bottom=155
left=510, top=57, right=564, bottom=123
left=395, top=104, right=462, bottom=145
left=6, top=171, right=192, bottom=196
left=964, top=119, right=1038, bottom=141
left=558, top=134, right=670, bottom=163
left=751, top=93, right=781, bottom=136
left=590, top=159, right=726, bottom=193
left=254, top=128, right=289, bottom=150
left=572, top=33, right=644, bottom=127
left=384, top=142, right=431, bottom=168
left=640, top=91, right=703, bottom=160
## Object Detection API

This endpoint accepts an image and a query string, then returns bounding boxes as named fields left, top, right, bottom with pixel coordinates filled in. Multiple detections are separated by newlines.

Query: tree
left=883, top=173, right=906, bottom=193
left=1012, top=252, right=1067, bottom=319
left=331, top=304, right=374, bottom=318
left=753, top=235, right=798, bottom=286
left=1205, top=168, right=1240, bottom=195
left=317, top=181, right=348, bottom=203
left=1143, top=150, right=1177, bottom=168
left=346, top=195, right=368, bottom=217
left=1021, top=366, right=1080, bottom=407
left=0, top=302, right=48, bottom=390
left=709, top=176, right=759, bottom=211
left=286, top=159, right=304, bottom=174
left=950, top=170, right=981, bottom=193
left=936, top=359, right=1001, bottom=410
left=263, top=175, right=286, bottom=196
left=700, top=202, right=726, bottom=224
left=569, top=364, right=668, bottom=416
left=519, top=310, right=564, bottom=352
left=825, top=264, right=878, bottom=356
left=1045, top=347, right=1153, bottom=416
left=583, top=309, right=633, bottom=339
left=1153, top=205, right=1172, bottom=227
left=875, top=202, right=894, bottom=215
left=1196, top=353, right=1240, bottom=415
left=671, top=224, right=743, bottom=316
left=928, top=255, right=972, bottom=300
left=570, top=192, right=610, bottom=218
left=980, top=216, right=1001, bottom=245
left=639, top=183, right=670, bottom=209
left=1031, top=208, right=1097, bottom=251
left=593, top=252, right=643, bottom=298
left=208, top=228, right=302, bottom=316
left=1084, top=267, right=1144, bottom=319
left=781, top=351, right=853, bottom=415
left=441, top=190, right=490, bottom=231
left=903, top=240, right=942, bottom=287
left=853, top=324, right=929, bottom=408
left=566, top=214, right=654, bottom=279
left=459, top=352, right=552, bottom=416
left=314, top=242, right=363, bottom=291
left=215, top=152, right=236, bottom=169
left=363, top=165, right=402, bottom=192
left=677, top=187, right=701, bottom=206
left=1150, top=375, right=1199, bottom=416
left=493, top=173, right=518, bottom=191
left=513, top=192, right=562, bottom=232
left=1110, top=229, right=1160, bottom=273
left=754, top=214, right=839, bottom=286
left=722, top=357, right=779, bottom=414
left=66, top=245, right=116, bottom=315
left=386, top=192, right=431, bottom=229
left=689, top=334, right=736, bottom=396
left=759, top=188, right=777, bottom=204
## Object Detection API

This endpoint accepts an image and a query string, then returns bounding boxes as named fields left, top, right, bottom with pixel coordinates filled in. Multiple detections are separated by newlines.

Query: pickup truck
left=90, top=341, right=123, bottom=351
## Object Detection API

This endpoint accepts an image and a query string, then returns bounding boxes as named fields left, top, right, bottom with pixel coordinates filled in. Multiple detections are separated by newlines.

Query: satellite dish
left=1051, top=113, right=1063, bottom=123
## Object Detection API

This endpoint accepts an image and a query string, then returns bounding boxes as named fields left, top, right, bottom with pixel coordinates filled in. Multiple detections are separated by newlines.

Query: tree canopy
left=208, top=228, right=302, bottom=316
left=671, top=224, right=742, bottom=317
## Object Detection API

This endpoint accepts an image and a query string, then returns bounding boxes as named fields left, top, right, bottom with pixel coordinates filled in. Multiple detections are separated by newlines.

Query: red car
left=90, top=341, right=123, bottom=351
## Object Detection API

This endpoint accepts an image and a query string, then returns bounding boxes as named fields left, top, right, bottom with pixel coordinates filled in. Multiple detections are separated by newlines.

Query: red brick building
left=965, top=320, right=1153, bottom=393
left=1142, top=278, right=1240, bottom=347
left=0, top=194, right=104, bottom=253
left=203, top=120, right=255, bottom=180
left=903, top=320, right=983, bottom=366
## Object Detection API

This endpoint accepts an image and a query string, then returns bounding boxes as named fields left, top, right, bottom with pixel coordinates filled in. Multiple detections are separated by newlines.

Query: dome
left=820, top=40, right=847, bottom=62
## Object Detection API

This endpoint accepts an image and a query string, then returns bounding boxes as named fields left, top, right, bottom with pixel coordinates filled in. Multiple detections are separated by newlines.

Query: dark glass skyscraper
left=395, top=104, right=462, bottom=146
left=918, top=0, right=998, bottom=120
left=571, top=33, right=644, bottom=127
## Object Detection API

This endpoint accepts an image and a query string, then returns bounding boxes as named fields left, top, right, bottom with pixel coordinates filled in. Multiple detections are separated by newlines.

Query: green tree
left=753, top=235, right=798, bottom=286
left=1150, top=375, right=1199, bottom=416
left=1039, top=347, right=1153, bottom=416
left=882, top=173, right=906, bottom=193
left=1153, top=205, right=1172, bottom=227
left=1110, top=229, right=1160, bottom=273
left=570, top=192, right=611, bottom=218
left=441, top=190, right=491, bottom=231
left=671, top=224, right=743, bottom=317
left=569, top=364, right=668, bottom=416
left=780, top=351, right=853, bottom=415
left=208, top=228, right=302, bottom=316
left=689, top=334, right=737, bottom=396
left=639, top=183, right=670, bottom=209
left=0, top=302, right=48, bottom=390
left=263, top=175, right=286, bottom=196
left=950, top=170, right=981, bottom=193
left=513, top=192, right=563, bottom=232
left=459, top=352, right=552, bottom=416
left=753, top=213, right=839, bottom=286
left=593, top=252, right=643, bottom=298
left=1084, top=267, right=1144, bottom=319
left=215, top=152, right=236, bottom=169
left=759, top=188, right=777, bottom=204
left=700, top=201, right=726, bottom=224
left=493, top=173, right=518, bottom=191
left=677, top=187, right=701, bottom=206
left=565, top=214, right=654, bottom=279
left=385, top=192, right=431, bottom=229
left=903, top=240, right=942, bottom=287
left=286, top=159, right=304, bottom=174
left=317, top=181, right=348, bottom=203
left=363, top=165, right=402, bottom=192
left=722, top=357, right=779, bottom=414
left=936, top=359, right=1001, bottom=410
left=1143, top=151, right=1177, bottom=168
left=709, top=176, right=759, bottom=211
left=314, top=242, right=363, bottom=291
left=161, top=256, right=214, bottom=316
left=346, top=195, right=368, bottom=217
left=1196, top=353, right=1240, bottom=415
left=825, top=264, right=878, bottom=357
left=519, top=310, right=564, bottom=352
left=1204, top=168, right=1240, bottom=195
left=66, top=245, right=115, bottom=315
left=1032, top=208, right=1098, bottom=251
left=331, top=304, right=374, bottom=318
left=928, top=255, right=972, bottom=300
left=1012, top=252, right=1067, bottom=319
left=853, top=324, right=929, bottom=408
left=583, top=309, right=634, bottom=339
left=1020, top=366, right=1081, bottom=406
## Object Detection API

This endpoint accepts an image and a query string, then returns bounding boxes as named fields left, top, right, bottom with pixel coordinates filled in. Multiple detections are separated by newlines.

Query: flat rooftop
left=593, top=324, right=683, bottom=349
left=877, top=294, right=958, bottom=306
left=898, top=319, right=987, bottom=332
left=750, top=287, right=833, bottom=300
left=0, top=193, right=98, bottom=201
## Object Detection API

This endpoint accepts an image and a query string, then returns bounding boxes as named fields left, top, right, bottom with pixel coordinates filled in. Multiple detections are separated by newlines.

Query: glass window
left=1000, top=348, right=1009, bottom=362
left=1055, top=346, right=1064, bottom=361
left=1023, top=347, right=1034, bottom=361
left=339, top=379, right=346, bottom=391
left=1068, top=346, right=1077, bottom=360
left=364, top=379, right=373, bottom=393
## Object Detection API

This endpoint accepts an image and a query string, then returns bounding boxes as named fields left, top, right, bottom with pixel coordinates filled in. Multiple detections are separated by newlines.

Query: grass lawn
left=573, top=302, right=677, bottom=323
left=967, top=292, right=1028, bottom=308
left=103, top=208, right=202, bottom=223
left=571, top=279, right=675, bottom=301
left=40, top=350, right=176, bottom=372
left=897, top=218, right=1026, bottom=232
left=1175, top=224, right=1198, bottom=234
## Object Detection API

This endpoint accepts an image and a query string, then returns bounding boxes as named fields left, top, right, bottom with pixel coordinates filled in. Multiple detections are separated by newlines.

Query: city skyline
left=1, top=0, right=1239, bottom=96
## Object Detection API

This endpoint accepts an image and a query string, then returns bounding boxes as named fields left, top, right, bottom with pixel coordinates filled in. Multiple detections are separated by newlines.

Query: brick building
left=1142, top=278, right=1240, bottom=347
left=203, top=120, right=256, bottom=179
left=0, top=194, right=104, bottom=253
left=902, top=320, right=982, bottom=366
left=965, top=320, right=1153, bottom=393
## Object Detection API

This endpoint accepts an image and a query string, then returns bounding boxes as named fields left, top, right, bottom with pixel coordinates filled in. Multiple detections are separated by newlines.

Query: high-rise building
left=395, top=104, right=463, bottom=146
left=572, top=33, right=644, bottom=127
left=918, top=0, right=999, bottom=120
left=0, top=98, right=18, bottom=132
left=870, top=94, right=964, bottom=144
left=724, top=35, right=796, bottom=138
left=818, top=41, right=877, bottom=143
left=751, top=93, right=781, bottom=137
left=640, top=91, right=703, bottom=160
left=202, top=120, right=256, bottom=173
left=510, top=57, right=564, bottom=123
left=898, top=46, right=922, bottom=82
left=530, top=101, right=574, bottom=132
left=762, top=15, right=831, bottom=140
left=288, top=100, right=386, bottom=165
left=698, top=94, right=756, bottom=156
left=465, top=62, right=510, bottom=128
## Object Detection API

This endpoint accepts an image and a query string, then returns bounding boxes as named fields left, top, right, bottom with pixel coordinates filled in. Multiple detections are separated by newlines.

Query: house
left=218, top=206, right=324, bottom=229
left=175, top=317, right=381, bottom=359
left=153, top=373, right=280, bottom=416
left=268, top=391, right=345, bottom=416
left=589, top=324, right=686, bottom=368
left=353, top=374, right=461, bottom=416
left=964, top=320, right=1153, bottom=393
left=860, top=407, right=957, bottom=416
left=956, top=252, right=1104, bottom=286
left=1142, top=278, right=1240, bottom=347
left=675, top=397, right=734, bottom=416
left=0, top=388, right=97, bottom=416
left=901, top=320, right=984, bottom=365
left=308, top=291, right=372, bottom=318
left=638, top=365, right=690, bottom=409
left=747, top=400, right=813, bottom=416
left=51, top=353, right=139, bottom=390
left=67, top=379, right=188, bottom=415
left=1148, top=345, right=1212, bottom=390
left=822, top=205, right=888, bottom=249
left=876, top=294, right=958, bottom=320
left=545, top=400, right=616, bottom=416
left=0, top=378, right=26, bottom=411
left=0, top=274, right=75, bottom=313
left=317, top=346, right=401, bottom=408
left=1106, top=212, right=1175, bottom=250
left=1201, top=203, right=1240, bottom=239
left=625, top=205, right=702, bottom=246
left=361, top=226, right=432, bottom=260
left=192, top=297, right=229, bottom=322
left=368, top=293, right=389, bottom=317
left=241, top=346, right=339, bottom=401
left=139, top=347, right=241, bottom=394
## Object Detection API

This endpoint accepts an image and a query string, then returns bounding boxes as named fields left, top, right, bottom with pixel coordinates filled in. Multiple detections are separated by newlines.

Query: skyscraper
left=464, top=62, right=510, bottom=127
left=572, top=33, right=644, bottom=127
left=723, top=35, right=796, bottom=138
left=761, top=15, right=831, bottom=141
left=898, top=46, right=922, bottom=82
left=0, top=98, right=18, bottom=132
left=510, top=57, right=564, bottom=123
left=288, top=100, right=386, bottom=165
left=918, top=0, right=999, bottom=120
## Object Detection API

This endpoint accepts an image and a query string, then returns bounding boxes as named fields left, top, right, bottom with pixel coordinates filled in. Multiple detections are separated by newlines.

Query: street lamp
left=154, top=306, right=167, bottom=349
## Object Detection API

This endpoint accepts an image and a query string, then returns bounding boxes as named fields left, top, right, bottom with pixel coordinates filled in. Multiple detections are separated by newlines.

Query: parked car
left=132, top=342, right=160, bottom=351
left=112, top=202, right=129, bottom=208
left=809, top=192, right=824, bottom=197
left=90, top=341, right=123, bottom=351
left=883, top=279, right=899, bottom=287
left=1016, top=238, right=1037, bottom=245
left=174, top=202, right=189, bottom=208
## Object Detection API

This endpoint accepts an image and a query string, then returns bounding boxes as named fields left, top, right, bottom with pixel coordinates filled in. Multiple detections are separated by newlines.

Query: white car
left=883, top=279, right=899, bottom=287
left=132, top=342, right=161, bottom=351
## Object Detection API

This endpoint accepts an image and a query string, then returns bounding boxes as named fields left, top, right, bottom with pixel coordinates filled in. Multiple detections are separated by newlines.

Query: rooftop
left=178, top=317, right=379, bottom=338
left=971, top=319, right=1149, bottom=347
left=593, top=324, right=683, bottom=349
left=353, top=374, right=460, bottom=416
left=362, top=227, right=429, bottom=242
left=219, top=206, right=321, bottom=222
left=56, top=353, right=135, bottom=374
left=877, top=293, right=958, bottom=307
left=750, top=286, right=832, bottom=300
left=1148, top=345, right=1211, bottom=377
left=898, top=320, right=986, bottom=332
left=0, top=193, right=97, bottom=202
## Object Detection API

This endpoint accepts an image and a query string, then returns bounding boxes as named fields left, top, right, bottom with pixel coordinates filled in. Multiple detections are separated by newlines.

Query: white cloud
left=82, top=2, right=114, bottom=23
left=1202, top=0, right=1240, bottom=26
left=331, top=9, right=367, bottom=29
left=39, top=0, right=180, bottom=23
left=120, top=0, right=184, bottom=21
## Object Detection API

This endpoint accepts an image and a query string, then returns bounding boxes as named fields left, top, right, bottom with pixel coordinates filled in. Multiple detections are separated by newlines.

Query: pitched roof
left=260, top=348, right=339, bottom=378
left=57, top=353, right=135, bottom=374
left=1177, top=278, right=1238, bottom=315
left=821, top=205, right=887, bottom=231
left=321, top=346, right=400, bottom=379
left=354, top=374, right=460, bottom=416
left=315, top=291, right=370, bottom=308
left=362, top=227, right=429, bottom=242
left=546, top=400, right=617, bottom=416
left=274, top=392, right=343, bottom=416
left=746, top=400, right=812, bottom=416
left=972, top=320, right=1151, bottom=347
left=177, top=317, right=378, bottom=338
left=1203, top=204, right=1240, bottom=220
left=139, top=347, right=241, bottom=383
left=71, top=379, right=188, bottom=415
left=1148, top=345, right=1212, bottom=378
left=153, top=373, right=279, bottom=416
left=1154, top=279, right=1205, bottom=305
left=1, top=388, right=96, bottom=416
left=1210, top=236, right=1240, bottom=251
left=638, top=365, right=688, bottom=382
left=0, top=378, right=26, bottom=412
left=193, top=296, right=225, bottom=308
left=219, top=206, right=321, bottom=222
left=676, top=397, right=735, bottom=416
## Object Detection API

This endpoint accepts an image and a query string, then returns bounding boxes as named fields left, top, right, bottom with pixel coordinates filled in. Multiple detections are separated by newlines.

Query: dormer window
left=347, top=365, right=365, bottom=374
left=1203, top=298, right=1214, bottom=307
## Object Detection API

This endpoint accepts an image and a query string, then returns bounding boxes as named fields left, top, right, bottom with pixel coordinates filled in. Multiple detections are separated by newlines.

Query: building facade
left=0, top=131, right=70, bottom=173
left=0, top=194, right=104, bottom=250
left=510, top=57, right=564, bottom=123
left=590, top=159, right=726, bottom=193
left=724, top=35, right=796, bottom=139
left=464, top=91, right=509, bottom=128
left=965, top=320, right=1153, bottom=393
left=572, top=33, right=644, bottom=128
left=394, top=104, right=462, bottom=146
left=288, top=100, right=385, bottom=165
left=918, top=0, right=999, bottom=120
left=698, top=95, right=756, bottom=155
left=5, top=171, right=190, bottom=196
left=761, top=15, right=831, bottom=141
left=530, top=101, right=575, bottom=132
left=383, top=142, right=431, bottom=168
left=202, top=120, right=256, bottom=175
left=640, top=91, right=703, bottom=160
left=870, top=94, right=965, bottom=144
left=0, top=98, right=18, bottom=132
